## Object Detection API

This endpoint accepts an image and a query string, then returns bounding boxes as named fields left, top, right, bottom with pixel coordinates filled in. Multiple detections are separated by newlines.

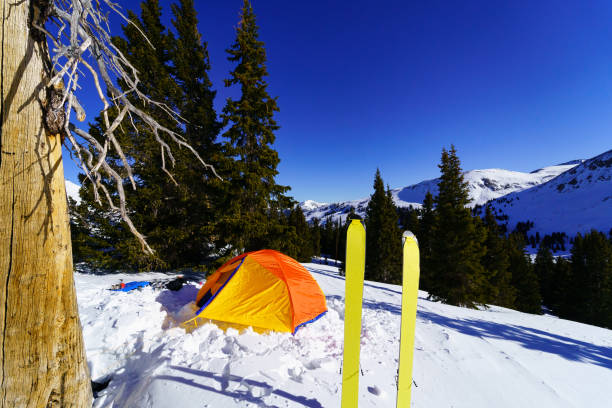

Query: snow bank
left=77, top=265, right=612, bottom=407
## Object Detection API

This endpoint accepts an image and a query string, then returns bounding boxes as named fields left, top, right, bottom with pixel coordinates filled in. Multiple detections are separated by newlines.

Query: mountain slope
left=394, top=164, right=577, bottom=207
left=483, top=150, right=612, bottom=235
left=66, top=180, right=81, bottom=204
left=302, top=163, right=576, bottom=223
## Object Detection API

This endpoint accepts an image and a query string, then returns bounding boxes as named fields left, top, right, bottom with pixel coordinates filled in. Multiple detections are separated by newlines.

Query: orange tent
left=181, top=250, right=327, bottom=334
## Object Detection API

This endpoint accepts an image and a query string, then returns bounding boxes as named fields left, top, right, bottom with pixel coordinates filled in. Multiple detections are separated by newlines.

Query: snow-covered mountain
left=78, top=264, right=612, bottom=407
left=394, top=164, right=579, bottom=207
left=65, top=180, right=81, bottom=204
left=301, top=163, right=577, bottom=224
left=483, top=149, right=612, bottom=235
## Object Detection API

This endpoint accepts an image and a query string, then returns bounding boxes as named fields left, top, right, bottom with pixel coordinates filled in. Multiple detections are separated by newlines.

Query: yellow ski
left=397, top=231, right=420, bottom=407
left=341, top=218, right=366, bottom=408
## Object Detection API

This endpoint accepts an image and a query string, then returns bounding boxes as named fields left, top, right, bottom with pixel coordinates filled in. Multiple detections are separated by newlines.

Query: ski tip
left=402, top=230, right=418, bottom=246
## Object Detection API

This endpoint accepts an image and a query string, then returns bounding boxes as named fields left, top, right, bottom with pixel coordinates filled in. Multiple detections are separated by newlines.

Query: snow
left=301, top=200, right=329, bottom=211
left=77, top=264, right=612, bottom=407
left=66, top=180, right=81, bottom=204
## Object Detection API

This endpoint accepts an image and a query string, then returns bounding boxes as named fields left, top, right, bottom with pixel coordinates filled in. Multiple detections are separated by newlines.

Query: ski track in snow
left=77, top=264, right=612, bottom=407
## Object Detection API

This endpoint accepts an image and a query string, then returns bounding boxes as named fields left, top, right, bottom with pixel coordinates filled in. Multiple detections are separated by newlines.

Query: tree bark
left=0, top=0, right=92, bottom=406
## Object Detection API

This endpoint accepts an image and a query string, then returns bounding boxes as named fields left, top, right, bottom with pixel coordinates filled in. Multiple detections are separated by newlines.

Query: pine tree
left=74, top=0, right=181, bottom=270
left=321, top=216, right=335, bottom=259
left=481, top=206, right=515, bottom=307
left=398, top=207, right=419, bottom=233
left=568, top=231, right=612, bottom=327
left=288, top=205, right=314, bottom=262
left=418, top=191, right=436, bottom=292
left=262, top=208, right=301, bottom=259
left=508, top=233, right=541, bottom=314
left=310, top=218, right=322, bottom=258
left=429, top=146, right=486, bottom=306
left=168, top=0, right=225, bottom=261
left=550, top=256, right=573, bottom=317
left=365, top=170, right=402, bottom=284
left=221, top=0, right=291, bottom=252
left=73, top=0, right=223, bottom=271
left=534, top=246, right=555, bottom=310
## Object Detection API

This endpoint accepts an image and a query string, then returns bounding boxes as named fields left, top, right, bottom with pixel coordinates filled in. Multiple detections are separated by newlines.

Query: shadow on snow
left=418, top=310, right=612, bottom=371
left=326, top=293, right=612, bottom=370
left=155, top=365, right=324, bottom=408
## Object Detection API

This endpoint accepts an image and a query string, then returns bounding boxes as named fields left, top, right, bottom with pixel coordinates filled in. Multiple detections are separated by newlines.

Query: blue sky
left=64, top=0, right=612, bottom=203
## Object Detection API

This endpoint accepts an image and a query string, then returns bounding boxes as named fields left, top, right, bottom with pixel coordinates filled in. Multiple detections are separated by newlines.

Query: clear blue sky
left=64, top=0, right=612, bottom=203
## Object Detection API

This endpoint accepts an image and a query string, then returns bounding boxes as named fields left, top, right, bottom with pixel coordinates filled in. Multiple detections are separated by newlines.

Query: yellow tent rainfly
left=181, top=250, right=328, bottom=334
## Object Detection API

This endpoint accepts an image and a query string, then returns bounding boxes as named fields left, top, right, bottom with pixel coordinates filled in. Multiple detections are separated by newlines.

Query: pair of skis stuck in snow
left=341, top=218, right=420, bottom=408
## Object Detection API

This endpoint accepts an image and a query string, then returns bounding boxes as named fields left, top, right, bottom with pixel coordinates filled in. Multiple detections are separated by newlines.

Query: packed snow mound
left=301, top=163, right=576, bottom=223
left=485, top=149, right=612, bottom=235
left=78, top=264, right=612, bottom=407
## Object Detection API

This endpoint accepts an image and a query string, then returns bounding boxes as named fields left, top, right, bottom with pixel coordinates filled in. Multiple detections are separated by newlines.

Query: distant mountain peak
left=484, top=149, right=612, bottom=235
left=65, top=180, right=81, bottom=204
left=302, top=161, right=579, bottom=224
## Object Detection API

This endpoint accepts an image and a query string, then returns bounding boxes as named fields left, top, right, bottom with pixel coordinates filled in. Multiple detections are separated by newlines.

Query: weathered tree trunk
left=0, top=1, right=92, bottom=406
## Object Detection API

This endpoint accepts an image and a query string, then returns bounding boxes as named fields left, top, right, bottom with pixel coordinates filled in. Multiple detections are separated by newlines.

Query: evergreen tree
left=418, top=191, right=436, bottom=292
left=534, top=246, right=556, bottom=310
left=551, top=256, right=573, bottom=317
left=169, top=0, right=225, bottom=258
left=508, top=233, right=541, bottom=314
left=321, top=216, right=336, bottom=260
left=365, top=170, right=402, bottom=284
left=310, top=218, right=322, bottom=258
left=481, top=206, right=515, bottom=307
left=429, top=146, right=486, bottom=306
left=221, top=0, right=291, bottom=252
left=74, top=0, right=181, bottom=270
left=398, top=207, right=419, bottom=233
left=73, top=0, right=222, bottom=271
left=262, top=209, right=301, bottom=259
left=567, top=231, right=612, bottom=327
left=288, top=205, right=314, bottom=262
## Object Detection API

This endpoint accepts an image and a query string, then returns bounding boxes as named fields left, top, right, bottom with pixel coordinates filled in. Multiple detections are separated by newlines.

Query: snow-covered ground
left=77, top=264, right=612, bottom=407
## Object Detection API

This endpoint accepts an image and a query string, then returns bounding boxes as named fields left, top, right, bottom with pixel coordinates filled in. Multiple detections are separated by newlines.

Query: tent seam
left=195, top=258, right=245, bottom=316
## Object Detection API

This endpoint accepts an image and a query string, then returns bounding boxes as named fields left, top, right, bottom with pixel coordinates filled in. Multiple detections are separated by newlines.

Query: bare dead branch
left=32, top=0, right=222, bottom=254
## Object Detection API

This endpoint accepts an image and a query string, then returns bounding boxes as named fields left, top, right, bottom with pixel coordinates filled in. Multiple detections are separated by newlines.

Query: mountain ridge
left=301, top=161, right=580, bottom=225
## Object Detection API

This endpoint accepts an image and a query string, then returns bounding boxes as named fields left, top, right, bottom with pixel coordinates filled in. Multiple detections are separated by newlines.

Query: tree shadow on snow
left=154, top=365, right=324, bottom=408
left=326, top=294, right=612, bottom=370
left=417, top=310, right=612, bottom=370
left=308, top=268, right=412, bottom=298
left=326, top=294, right=402, bottom=316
